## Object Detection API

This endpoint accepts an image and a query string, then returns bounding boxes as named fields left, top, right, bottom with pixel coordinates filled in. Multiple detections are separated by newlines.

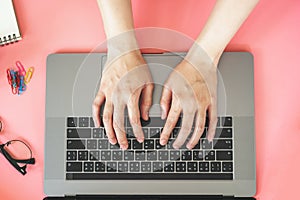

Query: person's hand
left=93, top=50, right=153, bottom=150
left=160, top=50, right=218, bottom=150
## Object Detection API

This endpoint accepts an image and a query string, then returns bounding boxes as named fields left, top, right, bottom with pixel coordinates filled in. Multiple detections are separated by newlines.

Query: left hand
left=159, top=55, right=218, bottom=150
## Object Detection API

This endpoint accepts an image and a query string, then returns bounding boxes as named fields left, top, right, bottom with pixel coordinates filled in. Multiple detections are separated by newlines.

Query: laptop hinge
left=75, top=195, right=224, bottom=199
left=223, top=196, right=234, bottom=200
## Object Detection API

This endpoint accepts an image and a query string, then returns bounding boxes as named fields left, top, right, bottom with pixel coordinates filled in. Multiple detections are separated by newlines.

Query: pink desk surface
left=0, top=0, right=299, bottom=199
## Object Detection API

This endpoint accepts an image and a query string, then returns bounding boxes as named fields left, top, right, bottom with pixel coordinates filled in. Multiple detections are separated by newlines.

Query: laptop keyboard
left=66, top=116, right=234, bottom=180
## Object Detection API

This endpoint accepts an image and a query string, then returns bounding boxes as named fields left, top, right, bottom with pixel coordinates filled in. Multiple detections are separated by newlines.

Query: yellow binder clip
left=25, top=67, right=34, bottom=84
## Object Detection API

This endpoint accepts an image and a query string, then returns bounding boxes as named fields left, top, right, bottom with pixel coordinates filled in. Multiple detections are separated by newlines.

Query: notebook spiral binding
left=0, top=33, right=21, bottom=46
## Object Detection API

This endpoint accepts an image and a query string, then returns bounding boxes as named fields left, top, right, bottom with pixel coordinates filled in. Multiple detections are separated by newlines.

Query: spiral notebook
left=0, top=0, right=22, bottom=46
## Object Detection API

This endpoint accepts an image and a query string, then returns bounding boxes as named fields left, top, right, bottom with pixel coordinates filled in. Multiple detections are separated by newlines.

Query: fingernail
left=160, top=139, right=166, bottom=145
left=173, top=144, right=179, bottom=150
left=109, top=138, right=117, bottom=145
left=137, top=137, right=144, bottom=143
left=120, top=144, right=128, bottom=150
left=186, top=143, right=192, bottom=150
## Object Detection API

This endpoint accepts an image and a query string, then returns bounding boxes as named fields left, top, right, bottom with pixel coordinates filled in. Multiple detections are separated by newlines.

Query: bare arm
left=160, top=0, right=259, bottom=149
left=194, top=0, right=259, bottom=65
left=94, top=0, right=153, bottom=149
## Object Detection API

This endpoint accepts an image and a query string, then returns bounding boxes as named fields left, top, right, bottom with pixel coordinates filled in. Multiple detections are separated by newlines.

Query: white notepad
left=0, top=0, right=22, bottom=46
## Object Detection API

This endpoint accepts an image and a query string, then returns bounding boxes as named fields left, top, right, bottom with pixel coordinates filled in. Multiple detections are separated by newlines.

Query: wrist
left=106, top=30, right=141, bottom=61
left=185, top=43, right=218, bottom=71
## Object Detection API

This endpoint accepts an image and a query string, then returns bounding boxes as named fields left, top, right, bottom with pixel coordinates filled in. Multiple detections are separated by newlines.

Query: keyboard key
left=146, top=151, right=157, bottom=161
left=164, top=162, right=175, bottom=172
left=140, top=117, right=166, bottom=127
left=193, top=141, right=201, bottom=149
left=153, top=162, right=163, bottom=172
left=67, top=140, right=86, bottom=149
left=95, top=162, right=106, bottom=172
left=118, top=162, right=129, bottom=172
left=112, top=151, right=123, bottom=160
left=201, top=139, right=212, bottom=149
left=199, top=162, right=209, bottom=172
left=129, top=162, right=140, bottom=172
left=213, top=139, right=232, bottom=149
left=67, top=128, right=91, bottom=138
left=90, top=117, right=95, bottom=127
left=126, top=128, right=135, bottom=138
left=211, top=162, right=221, bottom=172
left=107, top=162, right=117, bottom=172
left=216, top=151, right=233, bottom=160
left=133, top=140, right=143, bottom=149
left=172, top=128, right=180, bottom=138
left=101, top=151, right=111, bottom=160
left=222, top=116, right=232, bottom=127
left=98, top=140, right=109, bottom=149
left=155, top=140, right=165, bottom=149
left=141, top=162, right=151, bottom=172
left=215, top=128, right=233, bottom=138
left=79, top=117, right=89, bottom=127
left=127, top=140, right=132, bottom=149
left=222, top=162, right=233, bottom=172
left=67, top=151, right=77, bottom=160
left=158, top=151, right=169, bottom=161
left=142, top=128, right=149, bottom=138
left=176, top=162, right=186, bottom=172
left=89, top=151, right=100, bottom=160
left=93, top=128, right=104, bottom=138
left=124, top=151, right=134, bottom=161
left=144, top=139, right=155, bottom=149
left=181, top=150, right=192, bottom=161
left=170, top=150, right=180, bottom=161
left=67, top=117, right=77, bottom=127
left=205, top=150, right=215, bottom=161
left=109, top=143, right=120, bottom=149
left=135, top=151, right=146, bottom=161
left=84, top=162, right=94, bottom=172
left=66, top=162, right=82, bottom=172
left=187, top=162, right=198, bottom=172
left=192, top=150, right=203, bottom=161
left=150, top=128, right=161, bottom=138
left=200, top=129, right=206, bottom=139
left=78, top=151, right=88, bottom=160
left=87, top=140, right=97, bottom=149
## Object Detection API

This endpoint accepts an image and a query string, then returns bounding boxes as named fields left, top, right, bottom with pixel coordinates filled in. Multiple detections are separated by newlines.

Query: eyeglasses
left=0, top=120, right=35, bottom=175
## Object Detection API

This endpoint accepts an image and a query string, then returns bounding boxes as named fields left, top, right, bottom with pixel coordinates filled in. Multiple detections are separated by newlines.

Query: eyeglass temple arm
left=14, top=158, right=35, bottom=164
left=0, top=146, right=27, bottom=175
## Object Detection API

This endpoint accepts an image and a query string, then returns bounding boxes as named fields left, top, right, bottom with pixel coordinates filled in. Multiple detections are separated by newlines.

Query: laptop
left=44, top=52, right=256, bottom=199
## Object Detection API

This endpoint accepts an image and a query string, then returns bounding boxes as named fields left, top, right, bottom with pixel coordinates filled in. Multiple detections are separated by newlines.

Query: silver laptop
left=44, top=52, right=256, bottom=199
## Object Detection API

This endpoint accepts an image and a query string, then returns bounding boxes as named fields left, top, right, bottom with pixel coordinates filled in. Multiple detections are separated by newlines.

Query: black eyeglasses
left=0, top=120, right=35, bottom=175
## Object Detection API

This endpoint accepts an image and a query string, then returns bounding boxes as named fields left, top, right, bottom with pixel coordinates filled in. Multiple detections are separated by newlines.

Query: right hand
left=92, top=50, right=154, bottom=150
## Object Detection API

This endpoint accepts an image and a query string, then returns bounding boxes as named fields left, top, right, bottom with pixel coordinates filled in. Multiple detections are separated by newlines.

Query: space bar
left=66, top=173, right=233, bottom=180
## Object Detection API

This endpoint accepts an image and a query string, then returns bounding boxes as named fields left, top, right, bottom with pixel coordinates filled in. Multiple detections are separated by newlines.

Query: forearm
left=97, top=0, right=138, bottom=54
left=193, top=0, right=259, bottom=65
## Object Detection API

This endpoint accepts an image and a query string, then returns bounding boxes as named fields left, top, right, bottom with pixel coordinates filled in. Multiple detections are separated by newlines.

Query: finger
left=140, top=83, right=154, bottom=121
left=160, top=98, right=181, bottom=146
left=172, top=110, right=195, bottom=149
left=160, top=86, right=172, bottom=119
left=92, top=92, right=105, bottom=127
left=102, top=101, right=117, bottom=144
left=113, top=103, right=128, bottom=150
left=127, top=90, right=144, bottom=143
left=207, top=101, right=218, bottom=142
left=186, top=108, right=206, bottom=150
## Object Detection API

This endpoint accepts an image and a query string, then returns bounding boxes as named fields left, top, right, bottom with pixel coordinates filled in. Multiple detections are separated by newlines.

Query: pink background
left=0, top=0, right=299, bottom=199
